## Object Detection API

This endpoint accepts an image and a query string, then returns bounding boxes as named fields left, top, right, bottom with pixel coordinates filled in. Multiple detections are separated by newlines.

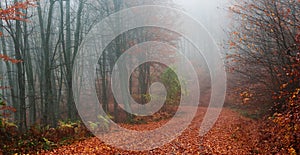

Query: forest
left=0, top=0, right=299, bottom=154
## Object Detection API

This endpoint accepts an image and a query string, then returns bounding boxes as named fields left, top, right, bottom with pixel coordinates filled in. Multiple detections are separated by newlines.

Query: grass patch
left=225, top=104, right=269, bottom=120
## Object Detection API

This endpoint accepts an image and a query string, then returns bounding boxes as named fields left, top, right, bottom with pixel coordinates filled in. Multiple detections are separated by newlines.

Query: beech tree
left=0, top=0, right=182, bottom=128
left=227, top=0, right=300, bottom=104
left=0, top=0, right=35, bottom=130
left=94, top=0, right=181, bottom=122
left=227, top=0, right=300, bottom=152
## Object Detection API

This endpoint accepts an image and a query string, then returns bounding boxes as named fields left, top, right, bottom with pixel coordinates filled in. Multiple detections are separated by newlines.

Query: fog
left=174, top=0, right=230, bottom=44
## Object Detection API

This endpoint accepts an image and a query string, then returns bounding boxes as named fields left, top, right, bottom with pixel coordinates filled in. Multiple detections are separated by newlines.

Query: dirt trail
left=42, top=107, right=260, bottom=154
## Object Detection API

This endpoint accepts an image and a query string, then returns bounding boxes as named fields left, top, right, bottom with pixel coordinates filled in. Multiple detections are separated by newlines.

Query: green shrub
left=88, top=115, right=113, bottom=133
left=161, top=67, right=187, bottom=105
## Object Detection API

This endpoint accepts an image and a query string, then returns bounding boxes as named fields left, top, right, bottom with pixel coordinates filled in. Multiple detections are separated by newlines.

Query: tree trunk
left=37, top=0, right=56, bottom=126
left=13, top=0, right=27, bottom=131
left=23, top=7, right=36, bottom=126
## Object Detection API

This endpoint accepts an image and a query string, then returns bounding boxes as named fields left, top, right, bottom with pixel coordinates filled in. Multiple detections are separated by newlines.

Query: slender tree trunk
left=13, top=0, right=27, bottom=131
left=64, top=0, right=75, bottom=120
left=57, top=0, right=66, bottom=122
left=113, top=0, right=133, bottom=121
left=101, top=51, right=108, bottom=113
left=23, top=7, right=36, bottom=126
left=37, top=0, right=56, bottom=126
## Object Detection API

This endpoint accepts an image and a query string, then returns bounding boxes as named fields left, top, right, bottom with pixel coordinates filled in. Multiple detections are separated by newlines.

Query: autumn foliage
left=259, top=46, right=299, bottom=154
left=0, top=1, right=34, bottom=118
left=0, top=0, right=34, bottom=21
left=265, top=34, right=300, bottom=153
left=227, top=0, right=300, bottom=153
left=0, top=1, right=34, bottom=61
left=0, top=54, right=23, bottom=64
left=0, top=1, right=33, bottom=125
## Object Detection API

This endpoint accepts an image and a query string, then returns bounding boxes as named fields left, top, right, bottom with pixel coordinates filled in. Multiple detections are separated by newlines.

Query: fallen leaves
left=41, top=108, right=261, bottom=154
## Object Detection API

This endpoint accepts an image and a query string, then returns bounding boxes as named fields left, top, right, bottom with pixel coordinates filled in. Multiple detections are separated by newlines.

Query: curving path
left=42, top=107, right=260, bottom=154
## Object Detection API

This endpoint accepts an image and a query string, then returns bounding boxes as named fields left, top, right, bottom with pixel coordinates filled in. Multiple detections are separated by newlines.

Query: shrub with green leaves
left=88, top=115, right=113, bottom=133
left=161, top=67, right=187, bottom=105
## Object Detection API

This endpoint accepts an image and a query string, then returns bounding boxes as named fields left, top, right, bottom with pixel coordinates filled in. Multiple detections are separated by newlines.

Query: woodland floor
left=41, top=107, right=261, bottom=154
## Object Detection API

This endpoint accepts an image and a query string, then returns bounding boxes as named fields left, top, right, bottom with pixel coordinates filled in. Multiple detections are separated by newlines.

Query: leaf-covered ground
left=41, top=107, right=261, bottom=154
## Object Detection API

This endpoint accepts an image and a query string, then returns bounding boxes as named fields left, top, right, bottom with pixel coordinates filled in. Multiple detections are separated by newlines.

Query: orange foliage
left=0, top=54, right=23, bottom=64
left=265, top=33, right=300, bottom=153
left=227, top=0, right=300, bottom=153
left=0, top=0, right=35, bottom=22
left=42, top=108, right=260, bottom=154
left=0, top=1, right=34, bottom=62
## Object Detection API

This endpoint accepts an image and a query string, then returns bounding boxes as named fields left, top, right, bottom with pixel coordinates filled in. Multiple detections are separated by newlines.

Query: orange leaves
left=270, top=47, right=300, bottom=153
left=280, top=83, right=288, bottom=89
left=232, top=31, right=239, bottom=36
left=228, top=0, right=300, bottom=152
left=0, top=54, right=23, bottom=64
left=0, top=105, right=17, bottom=113
left=0, top=1, right=35, bottom=35
left=0, top=95, right=16, bottom=118
left=42, top=108, right=261, bottom=154
left=229, top=41, right=236, bottom=47
left=0, top=1, right=35, bottom=21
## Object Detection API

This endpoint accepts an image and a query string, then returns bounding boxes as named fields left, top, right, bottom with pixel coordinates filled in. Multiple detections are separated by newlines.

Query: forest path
left=42, top=107, right=260, bottom=154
